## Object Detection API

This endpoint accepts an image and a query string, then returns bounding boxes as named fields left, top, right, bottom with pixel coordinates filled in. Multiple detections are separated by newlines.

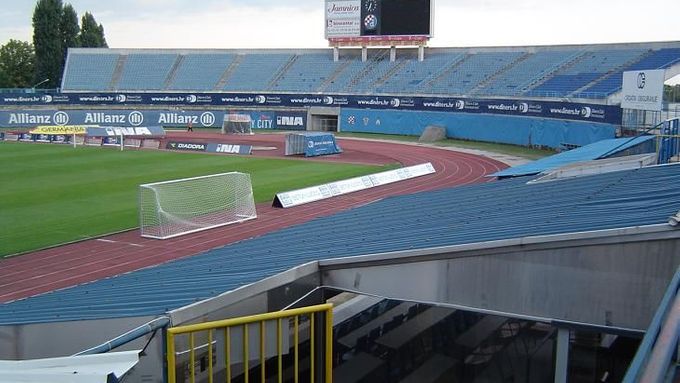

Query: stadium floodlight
left=669, top=211, right=680, bottom=227
left=139, top=172, right=257, bottom=239
left=32, top=78, right=49, bottom=91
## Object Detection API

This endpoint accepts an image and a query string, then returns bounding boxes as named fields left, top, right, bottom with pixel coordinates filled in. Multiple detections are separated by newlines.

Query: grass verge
left=0, top=142, right=392, bottom=257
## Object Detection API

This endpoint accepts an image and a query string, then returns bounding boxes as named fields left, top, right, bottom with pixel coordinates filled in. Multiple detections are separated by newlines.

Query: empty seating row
left=61, top=45, right=680, bottom=99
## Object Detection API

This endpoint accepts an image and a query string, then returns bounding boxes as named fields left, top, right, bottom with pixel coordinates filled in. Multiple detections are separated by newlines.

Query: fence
left=166, top=303, right=333, bottom=383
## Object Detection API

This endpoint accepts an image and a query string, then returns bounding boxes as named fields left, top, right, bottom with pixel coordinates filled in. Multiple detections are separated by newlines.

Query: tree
left=80, top=12, right=107, bottom=48
left=0, top=66, right=10, bottom=88
left=664, top=84, right=680, bottom=103
left=32, top=0, right=63, bottom=89
left=60, top=3, right=79, bottom=60
left=0, top=40, right=36, bottom=88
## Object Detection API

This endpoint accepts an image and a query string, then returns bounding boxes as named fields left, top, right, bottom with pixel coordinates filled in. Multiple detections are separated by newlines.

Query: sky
left=0, top=0, right=678, bottom=81
left=1, top=0, right=679, bottom=49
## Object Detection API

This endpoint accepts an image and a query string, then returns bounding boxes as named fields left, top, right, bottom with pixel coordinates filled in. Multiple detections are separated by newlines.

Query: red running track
left=0, top=134, right=507, bottom=303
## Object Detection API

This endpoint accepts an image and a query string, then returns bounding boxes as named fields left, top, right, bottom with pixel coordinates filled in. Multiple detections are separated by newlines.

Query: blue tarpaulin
left=491, top=135, right=657, bottom=178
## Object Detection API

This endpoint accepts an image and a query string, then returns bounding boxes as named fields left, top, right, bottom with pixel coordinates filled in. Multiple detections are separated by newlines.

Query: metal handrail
left=74, top=316, right=170, bottom=356
left=166, top=303, right=333, bottom=383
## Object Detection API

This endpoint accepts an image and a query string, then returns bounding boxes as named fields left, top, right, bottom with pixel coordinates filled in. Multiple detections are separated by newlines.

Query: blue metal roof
left=1, top=163, right=680, bottom=325
left=491, top=136, right=656, bottom=178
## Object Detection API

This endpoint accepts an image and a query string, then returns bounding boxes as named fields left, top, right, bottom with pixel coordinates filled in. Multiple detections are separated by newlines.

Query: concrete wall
left=0, top=315, right=165, bottom=382
left=320, top=228, right=680, bottom=331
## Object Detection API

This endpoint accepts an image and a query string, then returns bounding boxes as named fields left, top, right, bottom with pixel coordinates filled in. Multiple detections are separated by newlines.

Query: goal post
left=139, top=172, right=257, bottom=239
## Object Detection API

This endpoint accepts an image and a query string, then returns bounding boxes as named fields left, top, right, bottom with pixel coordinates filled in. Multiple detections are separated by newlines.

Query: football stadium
left=1, top=0, right=680, bottom=382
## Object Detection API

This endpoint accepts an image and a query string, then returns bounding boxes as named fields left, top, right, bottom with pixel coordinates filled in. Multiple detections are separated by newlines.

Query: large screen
left=326, top=0, right=432, bottom=40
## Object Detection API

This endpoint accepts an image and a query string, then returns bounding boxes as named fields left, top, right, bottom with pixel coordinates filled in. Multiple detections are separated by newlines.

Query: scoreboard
left=326, top=0, right=433, bottom=41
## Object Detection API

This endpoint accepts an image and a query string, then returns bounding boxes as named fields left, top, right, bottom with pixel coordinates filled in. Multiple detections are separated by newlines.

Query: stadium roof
left=1, top=163, right=679, bottom=325
left=490, top=135, right=656, bottom=178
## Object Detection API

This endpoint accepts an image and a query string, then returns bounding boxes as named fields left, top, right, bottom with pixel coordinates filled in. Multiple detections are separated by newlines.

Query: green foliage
left=0, top=66, right=9, bottom=87
left=80, top=12, right=107, bottom=48
left=60, top=3, right=80, bottom=59
left=27, top=1, right=106, bottom=87
left=32, top=0, right=63, bottom=89
left=664, top=84, right=680, bottom=103
left=0, top=40, right=35, bottom=88
left=0, top=142, right=387, bottom=256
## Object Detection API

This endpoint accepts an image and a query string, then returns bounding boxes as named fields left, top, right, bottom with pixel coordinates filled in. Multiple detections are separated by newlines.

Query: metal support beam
left=554, top=328, right=570, bottom=383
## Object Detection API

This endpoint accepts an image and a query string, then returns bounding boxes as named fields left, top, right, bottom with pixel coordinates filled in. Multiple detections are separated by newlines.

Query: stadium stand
left=221, top=52, right=294, bottom=91
left=116, top=53, right=179, bottom=90
left=61, top=53, right=119, bottom=91
left=61, top=43, right=680, bottom=98
left=271, top=52, right=345, bottom=92
left=1, top=163, right=679, bottom=325
left=426, top=51, right=526, bottom=95
left=377, top=52, right=463, bottom=94
left=527, top=48, right=647, bottom=97
left=167, top=53, right=236, bottom=90
left=577, top=48, right=680, bottom=97
left=472, top=50, right=579, bottom=96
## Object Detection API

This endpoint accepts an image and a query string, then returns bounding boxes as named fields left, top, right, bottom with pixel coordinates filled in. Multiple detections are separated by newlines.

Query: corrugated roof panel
left=1, top=164, right=679, bottom=325
left=491, top=136, right=656, bottom=178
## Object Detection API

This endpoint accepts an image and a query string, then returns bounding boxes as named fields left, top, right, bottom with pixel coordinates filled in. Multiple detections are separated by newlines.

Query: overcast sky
left=1, top=0, right=679, bottom=49
left=1, top=0, right=679, bottom=83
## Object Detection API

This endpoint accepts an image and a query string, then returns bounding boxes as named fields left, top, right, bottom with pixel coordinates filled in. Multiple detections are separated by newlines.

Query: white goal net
left=139, top=172, right=257, bottom=239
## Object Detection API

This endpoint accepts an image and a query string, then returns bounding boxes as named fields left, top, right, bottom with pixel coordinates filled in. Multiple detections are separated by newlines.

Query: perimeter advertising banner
left=165, top=141, right=252, bottom=155
left=29, top=125, right=92, bottom=135
left=0, top=94, right=621, bottom=125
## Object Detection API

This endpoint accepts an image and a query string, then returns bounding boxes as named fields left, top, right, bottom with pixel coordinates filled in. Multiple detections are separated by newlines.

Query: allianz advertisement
left=0, top=109, right=306, bottom=129
left=0, top=92, right=621, bottom=124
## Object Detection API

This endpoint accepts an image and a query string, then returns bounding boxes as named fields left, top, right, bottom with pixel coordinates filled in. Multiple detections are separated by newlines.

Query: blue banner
left=0, top=110, right=220, bottom=128
left=230, top=110, right=307, bottom=130
left=340, top=108, right=616, bottom=149
left=303, top=133, right=342, bottom=157
left=0, top=92, right=621, bottom=124
left=0, top=109, right=309, bottom=130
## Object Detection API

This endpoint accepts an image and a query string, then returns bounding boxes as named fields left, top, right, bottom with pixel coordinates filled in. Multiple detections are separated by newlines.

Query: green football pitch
left=0, top=142, right=394, bottom=257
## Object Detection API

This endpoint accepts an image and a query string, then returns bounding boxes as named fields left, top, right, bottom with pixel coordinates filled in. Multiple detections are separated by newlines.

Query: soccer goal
left=222, top=112, right=253, bottom=134
left=139, top=172, right=257, bottom=239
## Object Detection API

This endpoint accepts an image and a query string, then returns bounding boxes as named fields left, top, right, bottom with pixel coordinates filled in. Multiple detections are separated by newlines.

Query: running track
left=0, top=134, right=507, bottom=303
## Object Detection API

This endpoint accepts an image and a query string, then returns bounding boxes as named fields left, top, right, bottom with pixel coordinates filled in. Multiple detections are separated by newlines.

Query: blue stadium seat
left=577, top=48, right=680, bottom=97
left=527, top=48, right=646, bottom=97
left=61, top=45, right=680, bottom=99
left=222, top=53, right=294, bottom=92
left=168, top=54, right=236, bottom=90
left=271, top=53, right=345, bottom=92
left=117, top=54, right=178, bottom=90
left=61, top=53, right=119, bottom=91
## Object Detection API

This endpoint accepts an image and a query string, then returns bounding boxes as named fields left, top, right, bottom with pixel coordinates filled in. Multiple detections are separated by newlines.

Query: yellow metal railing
left=167, top=303, right=333, bottom=383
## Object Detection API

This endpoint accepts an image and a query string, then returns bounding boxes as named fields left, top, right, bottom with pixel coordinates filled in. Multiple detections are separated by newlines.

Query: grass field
left=0, top=142, right=394, bottom=257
